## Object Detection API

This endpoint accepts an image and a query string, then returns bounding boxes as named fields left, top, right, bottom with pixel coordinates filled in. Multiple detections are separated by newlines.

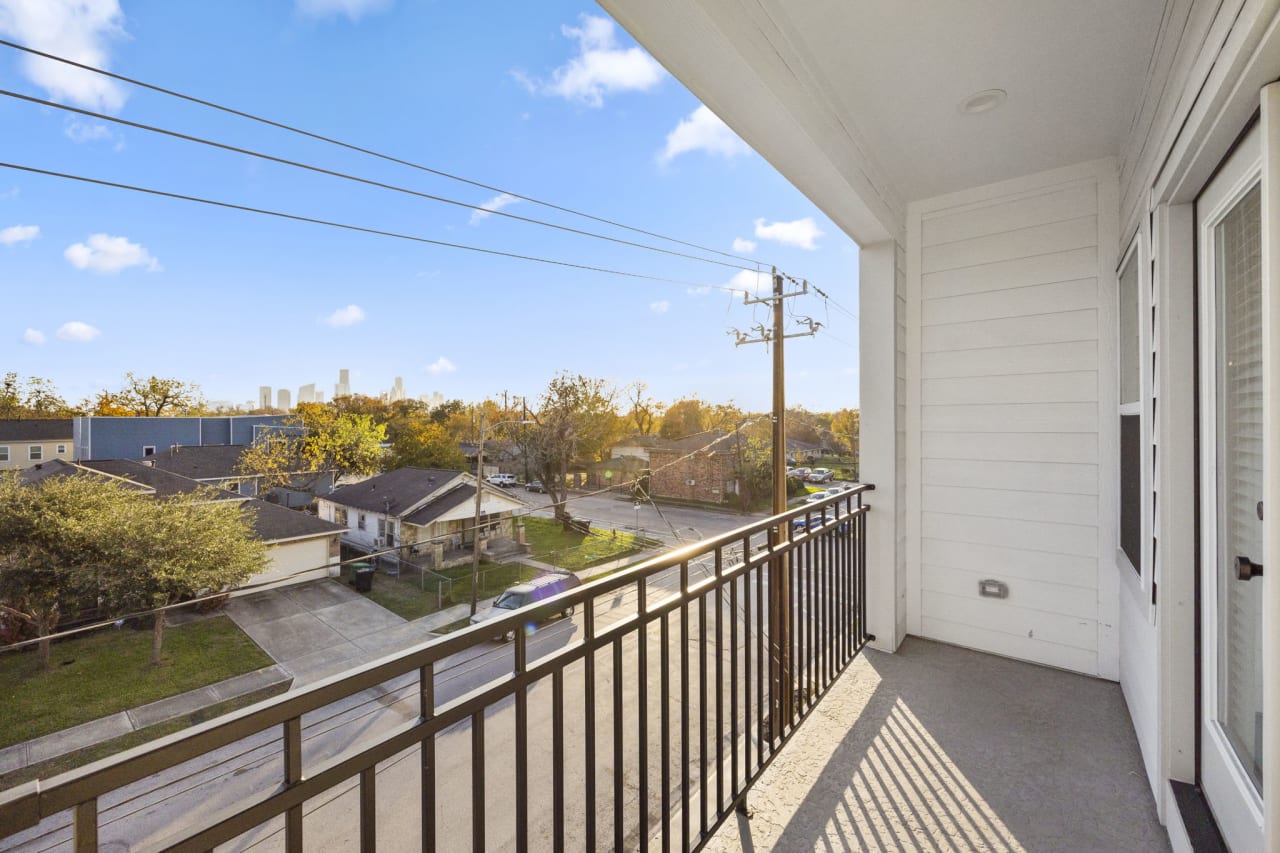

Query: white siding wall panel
left=912, top=172, right=1104, bottom=674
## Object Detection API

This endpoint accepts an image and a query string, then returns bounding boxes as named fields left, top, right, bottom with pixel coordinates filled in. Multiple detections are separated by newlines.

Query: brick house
left=646, top=432, right=738, bottom=504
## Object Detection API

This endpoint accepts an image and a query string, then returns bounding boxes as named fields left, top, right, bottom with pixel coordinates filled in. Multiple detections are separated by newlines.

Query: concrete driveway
left=226, top=580, right=428, bottom=687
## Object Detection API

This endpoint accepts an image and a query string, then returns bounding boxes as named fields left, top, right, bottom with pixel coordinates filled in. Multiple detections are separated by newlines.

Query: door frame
left=1195, top=119, right=1265, bottom=850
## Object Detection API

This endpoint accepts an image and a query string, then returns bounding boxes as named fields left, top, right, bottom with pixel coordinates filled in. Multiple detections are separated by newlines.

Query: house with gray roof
left=316, top=467, right=526, bottom=568
left=16, top=458, right=344, bottom=590
left=140, top=443, right=336, bottom=507
left=0, top=418, right=73, bottom=471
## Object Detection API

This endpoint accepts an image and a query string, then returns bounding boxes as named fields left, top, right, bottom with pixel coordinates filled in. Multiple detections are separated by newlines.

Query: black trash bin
left=352, top=562, right=375, bottom=592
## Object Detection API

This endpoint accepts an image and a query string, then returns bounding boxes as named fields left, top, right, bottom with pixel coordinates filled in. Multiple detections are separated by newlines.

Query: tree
left=830, top=408, right=860, bottom=458
left=237, top=403, right=387, bottom=487
left=625, top=382, right=663, bottom=435
left=0, top=472, right=130, bottom=667
left=83, top=390, right=133, bottom=417
left=386, top=418, right=466, bottom=470
left=528, top=374, right=619, bottom=527
left=0, top=473, right=266, bottom=666
left=98, top=489, right=265, bottom=665
left=116, top=373, right=202, bottom=416
left=658, top=397, right=743, bottom=439
left=0, top=373, right=77, bottom=419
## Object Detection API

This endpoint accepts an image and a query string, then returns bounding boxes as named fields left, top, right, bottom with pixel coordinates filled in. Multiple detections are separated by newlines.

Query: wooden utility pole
left=732, top=267, right=819, bottom=741
left=469, top=415, right=487, bottom=617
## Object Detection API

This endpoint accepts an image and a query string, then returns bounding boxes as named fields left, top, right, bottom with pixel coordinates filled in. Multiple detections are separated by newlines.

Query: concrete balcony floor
left=705, top=638, right=1169, bottom=853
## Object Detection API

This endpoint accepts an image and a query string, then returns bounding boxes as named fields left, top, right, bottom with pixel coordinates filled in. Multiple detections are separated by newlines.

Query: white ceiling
left=776, top=0, right=1166, bottom=202
left=604, top=0, right=1167, bottom=241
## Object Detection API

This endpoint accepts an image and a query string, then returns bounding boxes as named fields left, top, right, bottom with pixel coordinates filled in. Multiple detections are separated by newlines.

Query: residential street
left=5, top=554, right=782, bottom=852
left=5, top=492, right=852, bottom=852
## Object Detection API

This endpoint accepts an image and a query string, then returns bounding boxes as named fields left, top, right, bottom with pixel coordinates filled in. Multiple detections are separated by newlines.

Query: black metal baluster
left=553, top=667, right=565, bottom=853
left=680, top=561, right=691, bottom=853
left=515, top=634, right=528, bottom=853
left=638, top=579, right=650, bottom=851
left=584, top=600, right=597, bottom=852
left=715, top=550, right=725, bottom=815
left=729, top=568, right=739, bottom=799
left=613, top=636, right=625, bottom=852
left=660, top=611, right=671, bottom=853
left=421, top=663, right=436, bottom=853
left=472, top=710, right=485, bottom=853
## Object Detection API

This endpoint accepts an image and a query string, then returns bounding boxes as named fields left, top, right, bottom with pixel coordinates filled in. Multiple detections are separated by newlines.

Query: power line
left=0, top=161, right=745, bottom=295
left=0, top=37, right=770, bottom=269
left=0, top=89, right=754, bottom=275
left=0, top=422, right=768, bottom=653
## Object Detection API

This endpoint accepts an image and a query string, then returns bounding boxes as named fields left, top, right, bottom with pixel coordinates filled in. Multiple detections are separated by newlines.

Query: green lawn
left=522, top=517, right=647, bottom=571
left=338, top=562, right=541, bottom=621
left=0, top=614, right=272, bottom=748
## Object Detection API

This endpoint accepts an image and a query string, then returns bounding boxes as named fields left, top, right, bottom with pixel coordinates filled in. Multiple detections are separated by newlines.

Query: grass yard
left=522, top=517, right=648, bottom=571
left=0, top=614, right=272, bottom=748
left=337, top=562, right=541, bottom=622
left=0, top=682, right=287, bottom=789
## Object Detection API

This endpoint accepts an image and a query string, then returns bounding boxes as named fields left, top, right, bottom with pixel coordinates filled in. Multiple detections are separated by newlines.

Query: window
left=56, top=444, right=67, bottom=455
left=334, top=507, right=348, bottom=525
left=1118, top=246, right=1141, bottom=573
left=142, top=445, right=156, bottom=457
left=226, top=482, right=240, bottom=493
left=29, top=445, right=42, bottom=461
left=358, top=513, right=366, bottom=530
left=0, top=446, right=8, bottom=462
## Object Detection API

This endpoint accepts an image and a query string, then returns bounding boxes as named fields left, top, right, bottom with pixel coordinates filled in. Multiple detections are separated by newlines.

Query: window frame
left=0, top=446, right=9, bottom=462
left=28, top=445, right=43, bottom=461
left=142, top=445, right=156, bottom=457
left=1115, top=224, right=1155, bottom=613
left=56, top=444, right=67, bottom=455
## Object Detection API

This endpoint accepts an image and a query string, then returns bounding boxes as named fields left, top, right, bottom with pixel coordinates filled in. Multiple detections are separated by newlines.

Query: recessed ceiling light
left=959, top=89, right=1007, bottom=115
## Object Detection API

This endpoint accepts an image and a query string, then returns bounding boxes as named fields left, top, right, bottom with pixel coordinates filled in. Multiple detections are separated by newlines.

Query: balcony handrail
left=1, top=483, right=874, bottom=851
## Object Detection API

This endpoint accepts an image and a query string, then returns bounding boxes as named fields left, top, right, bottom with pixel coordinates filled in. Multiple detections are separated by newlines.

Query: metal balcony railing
left=0, top=485, right=873, bottom=852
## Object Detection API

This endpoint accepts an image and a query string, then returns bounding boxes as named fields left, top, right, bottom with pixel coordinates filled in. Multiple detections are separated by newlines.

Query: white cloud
left=64, top=233, right=160, bottom=273
left=0, top=224, right=39, bottom=245
left=469, top=192, right=520, bottom=225
left=426, top=357, right=456, bottom=375
left=295, top=0, right=391, bottom=21
left=22, top=328, right=45, bottom=345
left=57, top=320, right=100, bottom=342
left=659, top=104, right=749, bottom=164
left=324, top=304, right=366, bottom=327
left=0, top=187, right=19, bottom=200
left=754, top=217, right=824, bottom=251
left=732, top=237, right=757, bottom=254
left=686, top=286, right=711, bottom=296
left=64, top=118, right=115, bottom=144
left=516, top=14, right=664, bottom=107
left=728, top=269, right=771, bottom=295
left=649, top=300, right=670, bottom=314
left=0, top=0, right=128, bottom=111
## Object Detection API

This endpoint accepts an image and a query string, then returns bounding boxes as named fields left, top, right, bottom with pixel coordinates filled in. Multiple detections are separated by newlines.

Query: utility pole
left=470, top=415, right=488, bottom=617
left=732, top=268, right=819, bottom=741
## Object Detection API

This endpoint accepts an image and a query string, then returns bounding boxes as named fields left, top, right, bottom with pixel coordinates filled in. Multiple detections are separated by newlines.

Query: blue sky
left=0, top=0, right=859, bottom=412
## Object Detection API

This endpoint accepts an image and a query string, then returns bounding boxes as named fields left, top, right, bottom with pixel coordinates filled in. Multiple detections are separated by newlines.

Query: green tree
left=116, top=373, right=203, bottom=416
left=0, top=373, right=76, bottom=419
left=0, top=472, right=131, bottom=667
left=386, top=417, right=466, bottom=470
left=529, top=374, right=619, bottom=527
left=625, top=381, right=663, bottom=435
left=99, top=489, right=265, bottom=665
left=237, top=403, right=387, bottom=487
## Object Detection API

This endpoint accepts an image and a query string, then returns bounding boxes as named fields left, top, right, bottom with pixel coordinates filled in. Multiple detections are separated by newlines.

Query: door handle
left=1235, top=555, right=1264, bottom=580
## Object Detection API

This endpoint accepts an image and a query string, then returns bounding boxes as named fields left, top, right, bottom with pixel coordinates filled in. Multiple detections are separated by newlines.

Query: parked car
left=525, top=479, right=545, bottom=493
left=469, top=572, right=582, bottom=641
left=787, top=467, right=811, bottom=480
left=806, top=468, right=834, bottom=483
left=485, top=473, right=517, bottom=488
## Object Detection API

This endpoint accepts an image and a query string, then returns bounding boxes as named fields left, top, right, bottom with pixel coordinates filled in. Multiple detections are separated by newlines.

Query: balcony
left=0, top=486, right=1164, bottom=851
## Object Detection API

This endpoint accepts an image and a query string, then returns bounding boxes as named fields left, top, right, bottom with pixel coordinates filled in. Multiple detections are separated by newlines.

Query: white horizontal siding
left=915, top=174, right=1102, bottom=674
